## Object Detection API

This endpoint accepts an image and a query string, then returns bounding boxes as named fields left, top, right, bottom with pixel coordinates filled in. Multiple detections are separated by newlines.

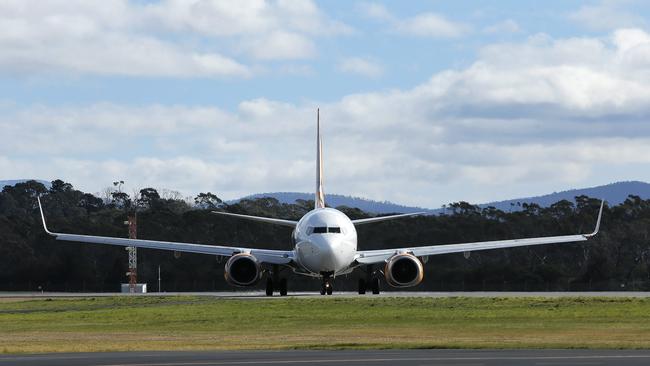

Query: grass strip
left=1, top=296, right=650, bottom=353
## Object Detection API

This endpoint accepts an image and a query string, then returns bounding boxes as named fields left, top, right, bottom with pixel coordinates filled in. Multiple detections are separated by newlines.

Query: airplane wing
left=355, top=200, right=604, bottom=264
left=38, top=198, right=294, bottom=265
left=351, top=212, right=425, bottom=226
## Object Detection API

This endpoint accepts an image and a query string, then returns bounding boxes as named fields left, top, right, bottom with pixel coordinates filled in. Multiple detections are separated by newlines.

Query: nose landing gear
left=320, top=274, right=333, bottom=295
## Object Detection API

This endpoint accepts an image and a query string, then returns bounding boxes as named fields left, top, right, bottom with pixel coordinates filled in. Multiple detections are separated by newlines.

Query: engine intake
left=224, top=253, right=262, bottom=287
left=384, top=253, right=424, bottom=287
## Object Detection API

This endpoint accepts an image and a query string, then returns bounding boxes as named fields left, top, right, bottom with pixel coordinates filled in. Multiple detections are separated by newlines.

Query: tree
left=194, top=192, right=223, bottom=209
left=139, top=188, right=160, bottom=208
left=79, top=193, right=104, bottom=212
left=50, top=179, right=73, bottom=193
left=111, top=191, right=131, bottom=209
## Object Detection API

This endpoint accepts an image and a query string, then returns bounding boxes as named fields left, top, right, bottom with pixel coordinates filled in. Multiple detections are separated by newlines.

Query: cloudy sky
left=2, top=0, right=650, bottom=208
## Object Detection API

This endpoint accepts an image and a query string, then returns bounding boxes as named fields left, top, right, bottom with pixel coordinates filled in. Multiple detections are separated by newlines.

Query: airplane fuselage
left=293, top=208, right=357, bottom=276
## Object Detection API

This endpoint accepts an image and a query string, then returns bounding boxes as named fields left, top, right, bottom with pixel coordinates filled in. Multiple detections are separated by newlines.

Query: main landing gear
left=358, top=265, right=381, bottom=295
left=265, top=265, right=288, bottom=296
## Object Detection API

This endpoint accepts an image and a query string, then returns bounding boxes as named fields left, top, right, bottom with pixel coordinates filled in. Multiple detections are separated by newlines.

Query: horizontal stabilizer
left=352, top=212, right=425, bottom=226
left=211, top=211, right=298, bottom=227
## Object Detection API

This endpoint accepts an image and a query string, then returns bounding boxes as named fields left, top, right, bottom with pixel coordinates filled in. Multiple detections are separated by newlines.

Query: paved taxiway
left=2, top=350, right=650, bottom=366
left=3, top=291, right=650, bottom=299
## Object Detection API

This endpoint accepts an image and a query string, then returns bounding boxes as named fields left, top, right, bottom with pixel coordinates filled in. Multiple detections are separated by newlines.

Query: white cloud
left=4, top=28, right=650, bottom=207
left=358, top=2, right=393, bottom=22
left=145, top=0, right=352, bottom=37
left=483, top=19, right=521, bottom=34
left=569, top=0, right=647, bottom=31
left=338, top=57, right=384, bottom=78
left=142, top=0, right=351, bottom=61
left=360, top=3, right=470, bottom=38
left=0, top=0, right=351, bottom=76
left=244, top=31, right=317, bottom=60
left=0, top=0, right=252, bottom=77
left=395, top=13, right=470, bottom=38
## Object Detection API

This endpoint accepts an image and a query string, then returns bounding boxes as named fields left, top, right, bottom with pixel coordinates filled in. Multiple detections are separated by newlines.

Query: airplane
left=37, top=109, right=604, bottom=296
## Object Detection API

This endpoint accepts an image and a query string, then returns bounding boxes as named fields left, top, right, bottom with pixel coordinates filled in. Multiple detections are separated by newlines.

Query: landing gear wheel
left=371, top=277, right=380, bottom=295
left=320, top=283, right=326, bottom=295
left=279, top=278, right=288, bottom=296
left=326, top=282, right=333, bottom=295
left=358, top=278, right=366, bottom=295
left=265, top=277, right=274, bottom=296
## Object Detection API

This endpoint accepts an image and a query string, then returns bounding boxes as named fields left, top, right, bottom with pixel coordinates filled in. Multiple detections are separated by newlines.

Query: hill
left=234, top=192, right=433, bottom=214
left=0, top=179, right=51, bottom=189
left=480, top=181, right=650, bottom=212
left=236, top=181, right=650, bottom=214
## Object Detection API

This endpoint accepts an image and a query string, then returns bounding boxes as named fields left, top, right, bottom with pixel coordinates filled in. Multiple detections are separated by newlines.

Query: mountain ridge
left=4, top=179, right=649, bottom=214
left=235, top=181, right=650, bottom=214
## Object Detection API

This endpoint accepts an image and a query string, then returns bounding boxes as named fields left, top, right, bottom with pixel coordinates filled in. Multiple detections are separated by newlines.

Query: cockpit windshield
left=309, top=226, right=342, bottom=235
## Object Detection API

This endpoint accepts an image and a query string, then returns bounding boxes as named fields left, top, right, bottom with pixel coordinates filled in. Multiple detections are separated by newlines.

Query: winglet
left=584, top=200, right=605, bottom=238
left=37, top=196, right=56, bottom=237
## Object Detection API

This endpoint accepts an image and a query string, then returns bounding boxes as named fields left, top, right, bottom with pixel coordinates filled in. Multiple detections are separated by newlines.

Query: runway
left=2, top=350, right=650, bottom=366
left=3, top=291, right=650, bottom=300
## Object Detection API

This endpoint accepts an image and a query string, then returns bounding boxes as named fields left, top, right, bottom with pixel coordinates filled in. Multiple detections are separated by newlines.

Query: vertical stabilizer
left=315, top=108, right=325, bottom=209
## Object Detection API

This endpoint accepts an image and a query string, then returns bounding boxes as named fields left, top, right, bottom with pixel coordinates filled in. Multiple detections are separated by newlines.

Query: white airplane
left=38, top=110, right=604, bottom=296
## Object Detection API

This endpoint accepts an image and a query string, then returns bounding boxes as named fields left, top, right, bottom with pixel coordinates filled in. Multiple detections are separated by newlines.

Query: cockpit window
left=308, top=226, right=342, bottom=235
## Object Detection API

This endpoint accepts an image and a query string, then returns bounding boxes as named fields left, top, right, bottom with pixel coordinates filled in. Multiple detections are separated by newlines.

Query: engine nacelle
left=224, top=253, right=262, bottom=287
left=384, top=253, right=424, bottom=287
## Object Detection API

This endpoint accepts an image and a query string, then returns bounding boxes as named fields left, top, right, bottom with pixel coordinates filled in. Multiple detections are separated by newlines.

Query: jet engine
left=384, top=253, right=424, bottom=287
left=224, top=253, right=262, bottom=287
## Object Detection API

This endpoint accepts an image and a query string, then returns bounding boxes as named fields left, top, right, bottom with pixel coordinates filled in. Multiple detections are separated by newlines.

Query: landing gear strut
left=359, top=265, right=380, bottom=295
left=266, top=265, right=288, bottom=296
left=371, top=277, right=380, bottom=295
left=320, top=275, right=333, bottom=295
left=265, top=277, right=273, bottom=296
left=358, top=278, right=366, bottom=294
left=279, top=278, right=288, bottom=296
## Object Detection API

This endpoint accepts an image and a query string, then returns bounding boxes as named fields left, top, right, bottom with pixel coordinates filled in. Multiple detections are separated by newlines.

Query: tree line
left=0, top=179, right=649, bottom=292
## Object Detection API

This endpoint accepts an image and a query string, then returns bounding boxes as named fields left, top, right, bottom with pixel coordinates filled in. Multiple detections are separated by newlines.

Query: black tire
left=266, top=277, right=274, bottom=296
left=371, top=277, right=380, bottom=295
left=320, top=284, right=326, bottom=295
left=358, top=278, right=366, bottom=294
left=326, top=283, right=333, bottom=295
left=279, top=278, right=288, bottom=296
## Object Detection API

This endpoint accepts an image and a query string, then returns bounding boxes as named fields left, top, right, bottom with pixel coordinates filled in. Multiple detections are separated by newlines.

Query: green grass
left=1, top=296, right=650, bottom=353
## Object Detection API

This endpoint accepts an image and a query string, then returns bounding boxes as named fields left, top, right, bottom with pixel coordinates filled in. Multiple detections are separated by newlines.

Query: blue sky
left=1, top=0, right=650, bottom=208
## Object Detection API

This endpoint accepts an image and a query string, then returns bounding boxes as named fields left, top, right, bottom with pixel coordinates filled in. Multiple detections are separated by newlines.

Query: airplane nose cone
left=296, top=235, right=351, bottom=274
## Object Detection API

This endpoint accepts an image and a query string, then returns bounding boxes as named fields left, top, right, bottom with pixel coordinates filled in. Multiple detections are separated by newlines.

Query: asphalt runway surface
left=2, top=350, right=650, bottom=366
left=3, top=291, right=650, bottom=299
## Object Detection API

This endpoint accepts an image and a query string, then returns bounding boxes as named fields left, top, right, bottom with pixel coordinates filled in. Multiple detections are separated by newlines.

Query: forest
left=1, top=179, right=649, bottom=292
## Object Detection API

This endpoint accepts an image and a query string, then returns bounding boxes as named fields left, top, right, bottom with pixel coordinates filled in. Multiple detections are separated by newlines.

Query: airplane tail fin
left=315, top=108, right=325, bottom=209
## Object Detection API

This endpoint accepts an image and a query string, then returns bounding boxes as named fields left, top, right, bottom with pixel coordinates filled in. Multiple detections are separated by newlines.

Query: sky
left=1, top=0, right=650, bottom=208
